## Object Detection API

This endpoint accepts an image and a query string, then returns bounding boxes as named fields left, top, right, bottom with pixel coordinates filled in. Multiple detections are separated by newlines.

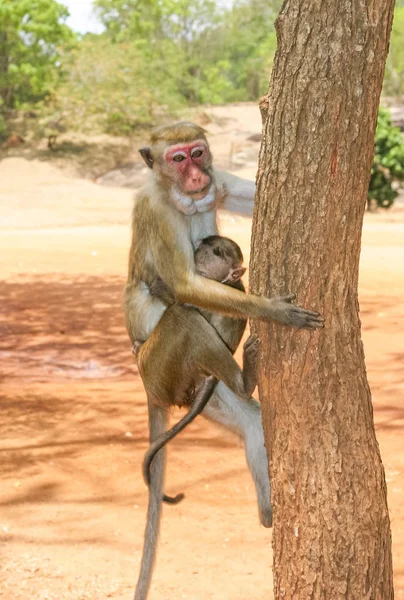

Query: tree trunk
left=249, top=1, right=395, bottom=598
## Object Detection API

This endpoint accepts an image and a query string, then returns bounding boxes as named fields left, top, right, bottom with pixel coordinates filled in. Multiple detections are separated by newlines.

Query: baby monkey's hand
left=149, top=277, right=175, bottom=305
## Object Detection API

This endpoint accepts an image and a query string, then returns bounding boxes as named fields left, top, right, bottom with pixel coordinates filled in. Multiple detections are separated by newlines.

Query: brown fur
left=137, top=281, right=248, bottom=409
left=138, top=236, right=248, bottom=408
left=150, top=121, right=207, bottom=144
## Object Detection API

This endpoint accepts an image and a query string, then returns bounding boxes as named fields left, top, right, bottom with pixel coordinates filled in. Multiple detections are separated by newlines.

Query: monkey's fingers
left=271, top=297, right=325, bottom=329
left=163, top=492, right=185, bottom=504
left=217, top=183, right=229, bottom=205
left=287, top=303, right=324, bottom=325
left=295, top=314, right=325, bottom=328
left=281, top=295, right=323, bottom=318
left=290, top=306, right=322, bottom=319
left=292, top=308, right=325, bottom=324
left=308, top=321, right=324, bottom=329
left=281, top=293, right=297, bottom=303
left=280, top=294, right=323, bottom=316
left=292, top=311, right=325, bottom=329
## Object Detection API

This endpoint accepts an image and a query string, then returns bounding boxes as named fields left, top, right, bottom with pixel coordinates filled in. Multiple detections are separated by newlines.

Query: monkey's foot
left=243, top=333, right=260, bottom=356
left=242, top=334, right=260, bottom=397
left=260, top=506, right=273, bottom=528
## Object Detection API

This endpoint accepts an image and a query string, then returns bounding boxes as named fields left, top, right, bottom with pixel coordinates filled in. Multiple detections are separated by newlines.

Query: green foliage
left=93, top=0, right=277, bottom=105
left=50, top=36, right=186, bottom=135
left=369, top=107, right=404, bottom=209
left=37, top=0, right=280, bottom=132
left=218, top=0, right=278, bottom=101
left=384, top=7, right=404, bottom=96
left=0, top=0, right=75, bottom=108
left=95, top=0, right=220, bottom=43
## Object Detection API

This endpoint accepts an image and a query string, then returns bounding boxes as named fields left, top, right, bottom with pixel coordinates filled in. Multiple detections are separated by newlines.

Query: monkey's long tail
left=134, top=403, right=167, bottom=600
left=143, top=377, right=218, bottom=505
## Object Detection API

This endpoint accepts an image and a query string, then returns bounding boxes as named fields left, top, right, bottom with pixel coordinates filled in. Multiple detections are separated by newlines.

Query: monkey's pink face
left=165, top=140, right=212, bottom=200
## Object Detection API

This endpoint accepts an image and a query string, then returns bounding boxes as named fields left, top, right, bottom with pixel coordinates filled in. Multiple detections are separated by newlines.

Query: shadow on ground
left=0, top=276, right=134, bottom=380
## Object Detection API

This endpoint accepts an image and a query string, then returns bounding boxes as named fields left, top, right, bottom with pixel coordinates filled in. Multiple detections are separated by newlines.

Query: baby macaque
left=135, top=235, right=257, bottom=413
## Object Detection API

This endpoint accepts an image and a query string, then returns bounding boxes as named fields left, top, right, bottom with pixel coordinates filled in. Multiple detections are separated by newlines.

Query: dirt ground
left=1, top=105, right=404, bottom=599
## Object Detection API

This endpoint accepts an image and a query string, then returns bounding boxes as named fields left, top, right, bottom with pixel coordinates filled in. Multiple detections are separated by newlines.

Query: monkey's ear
left=139, top=147, right=154, bottom=169
left=227, top=266, right=246, bottom=282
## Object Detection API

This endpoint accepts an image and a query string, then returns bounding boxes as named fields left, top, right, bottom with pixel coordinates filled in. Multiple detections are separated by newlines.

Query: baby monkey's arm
left=149, top=276, right=176, bottom=306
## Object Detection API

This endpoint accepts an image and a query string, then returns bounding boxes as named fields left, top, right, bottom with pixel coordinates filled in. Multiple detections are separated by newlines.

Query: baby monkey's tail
left=143, top=377, right=218, bottom=504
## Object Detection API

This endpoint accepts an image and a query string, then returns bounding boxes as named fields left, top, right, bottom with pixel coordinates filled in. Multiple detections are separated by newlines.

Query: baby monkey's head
left=194, top=235, right=246, bottom=284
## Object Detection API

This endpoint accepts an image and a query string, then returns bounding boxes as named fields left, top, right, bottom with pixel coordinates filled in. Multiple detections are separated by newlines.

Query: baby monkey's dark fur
left=136, top=236, right=259, bottom=503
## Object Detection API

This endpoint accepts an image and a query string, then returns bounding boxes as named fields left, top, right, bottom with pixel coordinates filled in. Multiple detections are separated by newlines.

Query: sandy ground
left=1, top=105, right=404, bottom=599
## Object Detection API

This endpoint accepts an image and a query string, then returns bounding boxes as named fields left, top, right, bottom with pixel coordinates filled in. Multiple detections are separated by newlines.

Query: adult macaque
left=125, top=122, right=324, bottom=600
left=125, top=122, right=323, bottom=346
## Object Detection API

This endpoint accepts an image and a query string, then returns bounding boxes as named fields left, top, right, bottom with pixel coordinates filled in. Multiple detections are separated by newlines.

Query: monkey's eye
left=191, top=149, right=203, bottom=158
left=173, top=153, right=186, bottom=162
left=213, top=247, right=221, bottom=257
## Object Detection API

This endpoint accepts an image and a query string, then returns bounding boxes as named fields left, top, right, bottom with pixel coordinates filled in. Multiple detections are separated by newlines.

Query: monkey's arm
left=213, top=169, right=255, bottom=217
left=150, top=221, right=323, bottom=330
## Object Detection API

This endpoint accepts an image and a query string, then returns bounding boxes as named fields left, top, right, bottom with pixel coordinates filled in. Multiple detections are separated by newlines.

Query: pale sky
left=63, top=0, right=104, bottom=34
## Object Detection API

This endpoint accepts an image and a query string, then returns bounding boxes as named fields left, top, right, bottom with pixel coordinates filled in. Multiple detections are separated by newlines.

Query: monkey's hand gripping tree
left=249, top=1, right=395, bottom=598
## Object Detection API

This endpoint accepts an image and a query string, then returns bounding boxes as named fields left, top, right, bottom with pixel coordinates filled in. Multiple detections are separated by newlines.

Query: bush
left=368, top=106, right=404, bottom=209
left=0, top=0, right=75, bottom=109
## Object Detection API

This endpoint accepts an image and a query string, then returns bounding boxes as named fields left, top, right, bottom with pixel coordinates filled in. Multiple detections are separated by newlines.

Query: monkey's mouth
left=186, top=183, right=212, bottom=198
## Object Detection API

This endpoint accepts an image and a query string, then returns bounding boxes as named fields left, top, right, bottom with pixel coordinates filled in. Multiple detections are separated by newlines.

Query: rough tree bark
left=249, top=1, right=395, bottom=598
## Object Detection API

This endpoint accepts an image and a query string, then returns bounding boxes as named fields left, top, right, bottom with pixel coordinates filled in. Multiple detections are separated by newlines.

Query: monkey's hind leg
left=143, top=377, right=218, bottom=506
left=203, top=382, right=272, bottom=528
left=134, top=401, right=167, bottom=600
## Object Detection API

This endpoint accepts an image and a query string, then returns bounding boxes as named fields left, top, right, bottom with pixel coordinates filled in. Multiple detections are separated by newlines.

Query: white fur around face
left=193, top=186, right=216, bottom=213
left=171, top=184, right=216, bottom=216
left=171, top=188, right=196, bottom=215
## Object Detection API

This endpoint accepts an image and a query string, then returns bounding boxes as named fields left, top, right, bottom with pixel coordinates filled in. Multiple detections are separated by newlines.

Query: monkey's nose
left=186, top=165, right=211, bottom=194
